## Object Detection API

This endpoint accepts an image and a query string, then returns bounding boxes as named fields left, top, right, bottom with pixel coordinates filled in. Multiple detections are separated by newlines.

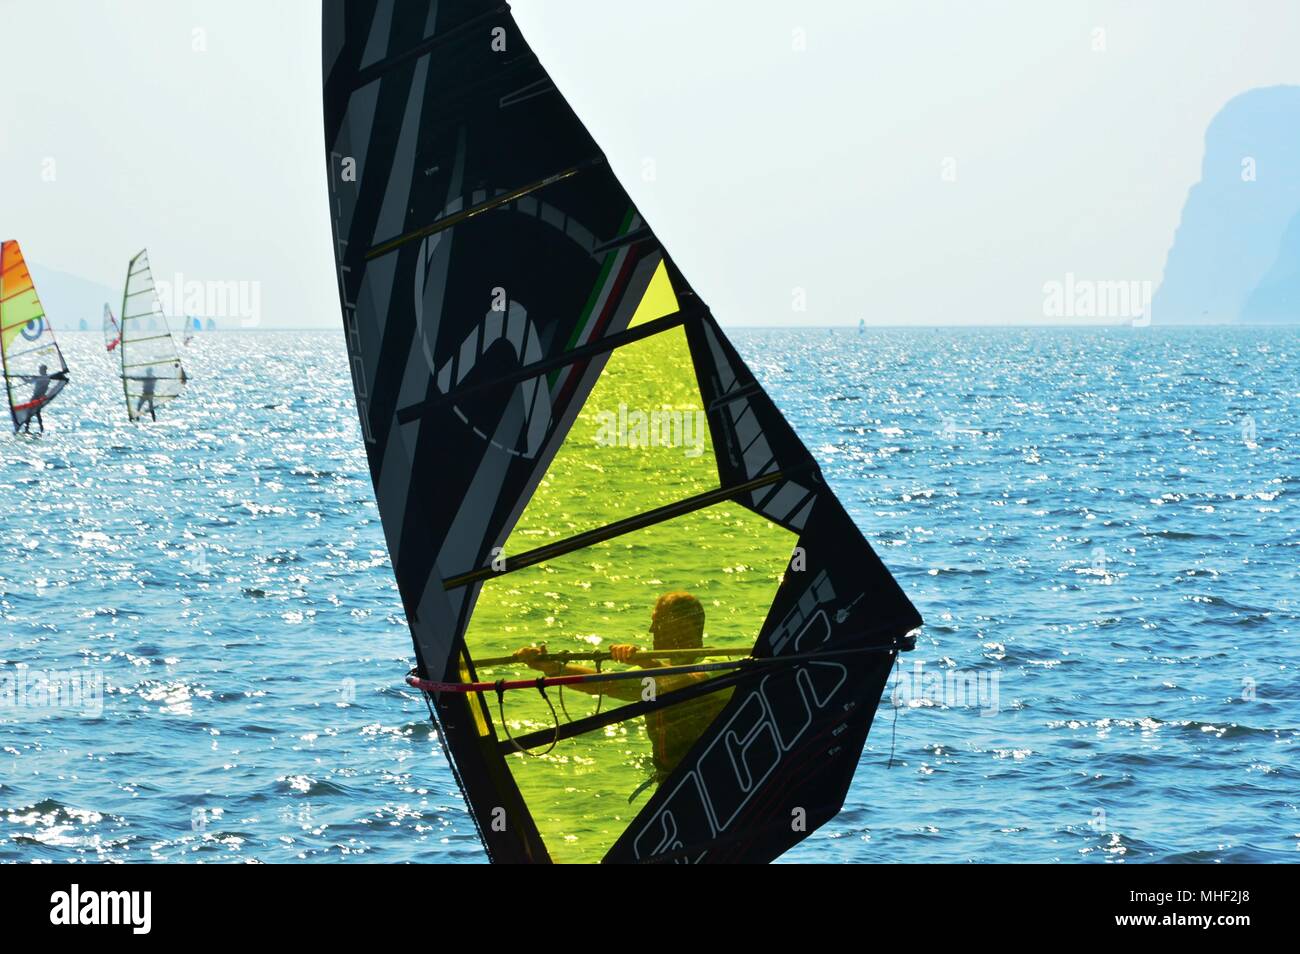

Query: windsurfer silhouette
left=129, top=366, right=159, bottom=421
left=515, top=591, right=728, bottom=791
left=17, top=363, right=66, bottom=433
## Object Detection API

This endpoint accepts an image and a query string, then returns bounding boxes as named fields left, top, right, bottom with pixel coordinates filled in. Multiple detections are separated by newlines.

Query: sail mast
left=118, top=253, right=134, bottom=416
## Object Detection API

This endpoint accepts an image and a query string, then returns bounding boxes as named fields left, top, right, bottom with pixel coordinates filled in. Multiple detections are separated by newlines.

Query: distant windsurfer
left=15, top=363, right=67, bottom=433
left=515, top=591, right=728, bottom=792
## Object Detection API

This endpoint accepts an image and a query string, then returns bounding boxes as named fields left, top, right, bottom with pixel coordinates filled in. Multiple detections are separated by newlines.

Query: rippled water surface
left=1, top=328, right=1296, bottom=863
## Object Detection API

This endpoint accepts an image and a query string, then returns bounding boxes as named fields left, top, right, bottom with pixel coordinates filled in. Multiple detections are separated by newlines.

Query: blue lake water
left=1, top=327, right=1296, bottom=863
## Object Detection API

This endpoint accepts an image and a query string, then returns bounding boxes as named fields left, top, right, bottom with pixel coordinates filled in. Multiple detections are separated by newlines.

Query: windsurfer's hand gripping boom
left=513, top=644, right=659, bottom=702
left=515, top=642, right=649, bottom=668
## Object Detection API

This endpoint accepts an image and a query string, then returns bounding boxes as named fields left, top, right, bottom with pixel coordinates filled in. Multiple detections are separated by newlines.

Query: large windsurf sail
left=322, top=0, right=922, bottom=864
left=103, top=302, right=121, bottom=353
left=1, top=240, right=70, bottom=432
left=118, top=249, right=187, bottom=421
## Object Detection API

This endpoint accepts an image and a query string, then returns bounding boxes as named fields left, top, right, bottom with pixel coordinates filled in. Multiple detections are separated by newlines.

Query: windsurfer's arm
left=512, top=646, right=642, bottom=701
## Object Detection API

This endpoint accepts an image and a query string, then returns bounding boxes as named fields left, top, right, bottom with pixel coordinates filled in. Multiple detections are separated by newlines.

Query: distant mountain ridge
left=1241, top=208, right=1300, bottom=323
left=27, top=263, right=115, bottom=331
left=27, top=262, right=228, bottom=332
left=1153, top=85, right=1300, bottom=324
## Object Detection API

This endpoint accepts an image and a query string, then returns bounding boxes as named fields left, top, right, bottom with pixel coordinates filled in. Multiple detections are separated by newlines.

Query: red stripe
left=552, top=245, right=645, bottom=410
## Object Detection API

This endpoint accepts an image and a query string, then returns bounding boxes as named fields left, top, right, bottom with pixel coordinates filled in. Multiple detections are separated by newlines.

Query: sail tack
left=323, top=0, right=921, bottom=863
left=1, top=240, right=69, bottom=431
left=118, top=249, right=187, bottom=421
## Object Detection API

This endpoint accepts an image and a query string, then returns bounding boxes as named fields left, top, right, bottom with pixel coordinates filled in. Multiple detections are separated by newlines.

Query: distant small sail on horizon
left=103, top=302, right=121, bottom=352
left=118, top=249, right=188, bottom=422
left=0, top=240, right=70, bottom=433
left=182, top=315, right=202, bottom=346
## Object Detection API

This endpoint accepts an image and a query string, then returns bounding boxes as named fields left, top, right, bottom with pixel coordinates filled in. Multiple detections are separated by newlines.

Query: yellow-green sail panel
left=469, top=503, right=795, bottom=862
left=509, top=327, right=717, bottom=550
left=465, top=270, right=796, bottom=861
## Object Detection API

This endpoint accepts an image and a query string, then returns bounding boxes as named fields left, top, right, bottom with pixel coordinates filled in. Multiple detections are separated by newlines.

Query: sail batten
left=323, top=0, right=921, bottom=864
left=395, top=305, right=705, bottom=423
left=366, top=159, right=602, bottom=260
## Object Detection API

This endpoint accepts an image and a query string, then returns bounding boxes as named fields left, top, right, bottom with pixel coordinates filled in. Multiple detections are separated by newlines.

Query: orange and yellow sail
left=0, top=241, right=44, bottom=352
left=1, top=240, right=70, bottom=429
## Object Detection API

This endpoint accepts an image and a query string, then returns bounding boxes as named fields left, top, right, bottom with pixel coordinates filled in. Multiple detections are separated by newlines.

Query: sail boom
left=497, top=635, right=915, bottom=752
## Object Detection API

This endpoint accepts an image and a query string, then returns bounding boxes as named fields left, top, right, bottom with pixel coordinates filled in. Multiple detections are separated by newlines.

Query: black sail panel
left=323, top=0, right=922, bottom=864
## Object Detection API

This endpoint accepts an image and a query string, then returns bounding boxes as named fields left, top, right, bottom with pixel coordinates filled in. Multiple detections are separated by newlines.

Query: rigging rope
left=556, top=658, right=603, bottom=723
left=495, top=679, right=560, bottom=757
left=887, top=650, right=902, bottom=769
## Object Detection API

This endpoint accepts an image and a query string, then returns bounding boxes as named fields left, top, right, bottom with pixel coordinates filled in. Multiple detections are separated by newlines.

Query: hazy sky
left=4, top=0, right=1300, bottom=327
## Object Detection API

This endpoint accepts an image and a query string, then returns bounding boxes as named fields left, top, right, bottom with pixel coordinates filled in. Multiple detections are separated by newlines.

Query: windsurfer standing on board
left=16, top=363, right=67, bottom=433
left=514, top=591, right=728, bottom=789
left=127, top=366, right=159, bottom=421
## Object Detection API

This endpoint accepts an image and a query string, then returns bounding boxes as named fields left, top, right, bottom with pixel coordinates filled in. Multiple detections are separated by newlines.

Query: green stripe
left=548, top=206, right=637, bottom=389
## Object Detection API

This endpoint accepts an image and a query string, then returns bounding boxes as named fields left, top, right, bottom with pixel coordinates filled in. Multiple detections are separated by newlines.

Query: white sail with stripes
left=119, top=249, right=187, bottom=421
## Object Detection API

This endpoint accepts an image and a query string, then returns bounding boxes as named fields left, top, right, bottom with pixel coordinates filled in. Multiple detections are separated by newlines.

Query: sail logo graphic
left=631, top=656, right=849, bottom=861
left=49, top=885, right=151, bottom=934
left=631, top=574, right=849, bottom=860
left=429, top=298, right=553, bottom=459
left=20, top=317, right=45, bottom=340
left=594, top=403, right=707, bottom=457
